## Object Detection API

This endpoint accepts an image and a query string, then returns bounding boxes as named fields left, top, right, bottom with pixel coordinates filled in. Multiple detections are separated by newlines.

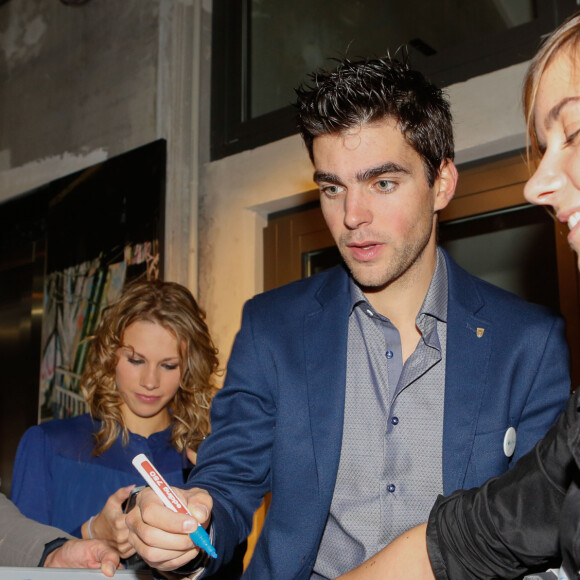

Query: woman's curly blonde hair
left=81, top=279, right=219, bottom=456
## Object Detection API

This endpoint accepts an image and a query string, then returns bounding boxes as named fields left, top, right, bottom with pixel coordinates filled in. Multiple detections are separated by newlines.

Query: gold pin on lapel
left=476, top=328, right=485, bottom=338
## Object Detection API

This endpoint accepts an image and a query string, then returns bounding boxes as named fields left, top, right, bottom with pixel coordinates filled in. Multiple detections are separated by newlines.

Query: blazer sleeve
left=427, top=391, right=578, bottom=579
left=187, top=297, right=278, bottom=572
left=10, top=425, right=54, bottom=526
left=0, top=492, right=72, bottom=567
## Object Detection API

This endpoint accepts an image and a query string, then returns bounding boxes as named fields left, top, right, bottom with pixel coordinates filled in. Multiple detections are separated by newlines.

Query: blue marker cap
left=189, top=525, right=217, bottom=559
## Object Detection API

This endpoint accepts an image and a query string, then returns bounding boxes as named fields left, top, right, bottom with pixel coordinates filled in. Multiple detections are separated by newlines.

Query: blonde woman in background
left=11, top=279, right=218, bottom=561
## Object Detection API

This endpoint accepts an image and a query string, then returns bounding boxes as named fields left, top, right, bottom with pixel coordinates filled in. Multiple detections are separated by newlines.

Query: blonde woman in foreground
left=340, top=10, right=580, bottom=580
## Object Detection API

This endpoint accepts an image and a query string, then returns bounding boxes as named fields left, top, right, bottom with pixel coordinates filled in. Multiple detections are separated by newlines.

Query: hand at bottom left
left=43, top=538, right=121, bottom=577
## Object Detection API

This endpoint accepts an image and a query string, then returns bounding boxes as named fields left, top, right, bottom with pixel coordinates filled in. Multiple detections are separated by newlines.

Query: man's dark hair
left=295, top=56, right=454, bottom=186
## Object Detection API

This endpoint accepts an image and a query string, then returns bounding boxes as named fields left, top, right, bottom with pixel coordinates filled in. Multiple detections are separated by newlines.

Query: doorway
left=263, top=151, right=580, bottom=387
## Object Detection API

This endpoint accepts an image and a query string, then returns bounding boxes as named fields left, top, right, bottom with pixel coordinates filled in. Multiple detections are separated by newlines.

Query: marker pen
left=132, top=453, right=217, bottom=559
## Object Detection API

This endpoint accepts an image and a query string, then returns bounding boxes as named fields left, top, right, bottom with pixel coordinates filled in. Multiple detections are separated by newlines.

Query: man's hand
left=126, top=486, right=213, bottom=571
left=43, top=538, right=120, bottom=577
left=82, top=484, right=136, bottom=558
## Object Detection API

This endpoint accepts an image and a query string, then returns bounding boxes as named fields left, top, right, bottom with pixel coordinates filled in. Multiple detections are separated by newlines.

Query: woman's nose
left=140, top=366, right=159, bottom=389
left=524, top=152, right=566, bottom=209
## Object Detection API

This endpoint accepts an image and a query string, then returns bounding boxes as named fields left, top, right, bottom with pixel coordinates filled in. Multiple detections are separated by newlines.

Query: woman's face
left=115, top=320, right=181, bottom=436
left=524, top=47, right=580, bottom=267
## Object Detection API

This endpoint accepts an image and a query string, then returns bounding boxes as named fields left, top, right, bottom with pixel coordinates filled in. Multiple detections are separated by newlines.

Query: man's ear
left=433, top=159, right=458, bottom=212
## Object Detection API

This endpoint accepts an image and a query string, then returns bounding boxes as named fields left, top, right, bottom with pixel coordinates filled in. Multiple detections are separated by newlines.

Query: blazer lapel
left=304, top=266, right=351, bottom=504
left=442, top=252, right=494, bottom=495
left=301, top=257, right=495, bottom=499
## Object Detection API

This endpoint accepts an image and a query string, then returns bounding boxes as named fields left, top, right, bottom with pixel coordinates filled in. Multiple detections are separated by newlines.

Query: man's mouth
left=346, top=242, right=383, bottom=261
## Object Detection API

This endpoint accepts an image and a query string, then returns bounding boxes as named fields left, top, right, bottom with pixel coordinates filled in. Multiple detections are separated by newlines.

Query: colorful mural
left=39, top=240, right=159, bottom=421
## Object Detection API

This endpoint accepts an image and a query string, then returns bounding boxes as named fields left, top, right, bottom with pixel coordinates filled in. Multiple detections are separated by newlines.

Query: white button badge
left=503, top=427, right=517, bottom=458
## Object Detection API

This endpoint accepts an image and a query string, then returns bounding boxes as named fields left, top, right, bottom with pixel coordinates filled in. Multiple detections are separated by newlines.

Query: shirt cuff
left=38, top=537, right=69, bottom=567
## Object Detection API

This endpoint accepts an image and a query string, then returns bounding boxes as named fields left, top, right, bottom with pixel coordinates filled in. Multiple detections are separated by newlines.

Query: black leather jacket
left=427, top=389, right=580, bottom=579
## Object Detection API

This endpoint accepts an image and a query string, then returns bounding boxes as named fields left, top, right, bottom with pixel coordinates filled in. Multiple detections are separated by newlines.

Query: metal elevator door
left=0, top=242, right=44, bottom=496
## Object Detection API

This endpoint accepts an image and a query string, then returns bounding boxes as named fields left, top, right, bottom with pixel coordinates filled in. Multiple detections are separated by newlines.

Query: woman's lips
left=135, top=393, right=161, bottom=404
left=561, top=210, right=580, bottom=251
left=568, top=211, right=580, bottom=230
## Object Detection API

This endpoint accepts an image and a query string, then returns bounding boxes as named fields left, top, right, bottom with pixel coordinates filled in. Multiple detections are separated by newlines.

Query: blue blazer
left=193, top=251, right=570, bottom=579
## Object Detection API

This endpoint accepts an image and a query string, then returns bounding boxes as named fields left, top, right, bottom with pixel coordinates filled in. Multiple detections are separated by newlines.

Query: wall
left=0, top=0, right=158, bottom=199
left=0, top=0, right=530, bottom=378
left=0, top=0, right=202, bottom=291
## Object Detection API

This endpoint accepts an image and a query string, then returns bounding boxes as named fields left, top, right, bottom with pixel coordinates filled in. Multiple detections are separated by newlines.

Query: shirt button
left=387, top=484, right=396, bottom=493
left=391, top=416, right=399, bottom=425
left=385, top=350, right=394, bottom=359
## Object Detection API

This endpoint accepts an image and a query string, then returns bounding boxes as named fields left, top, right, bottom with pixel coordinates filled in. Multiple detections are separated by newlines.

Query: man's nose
left=344, top=188, right=372, bottom=230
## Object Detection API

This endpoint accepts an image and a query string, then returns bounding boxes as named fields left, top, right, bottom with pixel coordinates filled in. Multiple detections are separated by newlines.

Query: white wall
left=0, top=0, right=201, bottom=291
left=0, top=0, right=160, bottom=200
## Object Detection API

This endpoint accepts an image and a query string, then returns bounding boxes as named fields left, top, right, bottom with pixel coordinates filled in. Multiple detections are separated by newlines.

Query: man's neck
left=362, top=247, right=438, bottom=362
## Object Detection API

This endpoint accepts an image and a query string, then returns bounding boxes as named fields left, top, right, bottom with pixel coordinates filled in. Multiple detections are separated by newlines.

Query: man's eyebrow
left=357, top=162, right=410, bottom=182
left=313, top=163, right=410, bottom=185
left=313, top=171, right=340, bottom=184
left=547, top=96, right=580, bottom=128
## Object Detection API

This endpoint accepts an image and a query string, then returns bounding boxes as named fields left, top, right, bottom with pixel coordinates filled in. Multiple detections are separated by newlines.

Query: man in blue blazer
left=127, top=57, right=570, bottom=579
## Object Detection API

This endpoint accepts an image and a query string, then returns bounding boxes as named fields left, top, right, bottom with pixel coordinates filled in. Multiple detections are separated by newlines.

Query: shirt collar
left=347, top=247, right=448, bottom=323
left=420, top=247, right=448, bottom=323
left=348, top=277, right=367, bottom=315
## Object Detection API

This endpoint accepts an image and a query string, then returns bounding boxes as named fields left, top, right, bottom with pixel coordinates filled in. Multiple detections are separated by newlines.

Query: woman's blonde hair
left=81, top=279, right=219, bottom=456
left=523, top=10, right=580, bottom=156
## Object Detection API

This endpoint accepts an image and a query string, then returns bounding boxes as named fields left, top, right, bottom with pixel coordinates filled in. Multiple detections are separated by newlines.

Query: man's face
left=313, top=119, right=454, bottom=291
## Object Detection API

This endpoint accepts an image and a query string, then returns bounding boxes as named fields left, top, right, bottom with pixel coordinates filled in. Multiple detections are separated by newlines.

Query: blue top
left=10, top=414, right=191, bottom=537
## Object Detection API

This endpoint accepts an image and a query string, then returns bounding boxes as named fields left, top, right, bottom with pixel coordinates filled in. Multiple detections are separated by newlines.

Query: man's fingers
left=128, top=525, right=200, bottom=571
left=138, top=498, right=201, bottom=536
left=131, top=544, right=200, bottom=572
left=97, top=547, right=121, bottom=578
left=185, top=488, right=213, bottom=527
left=129, top=509, right=200, bottom=551
left=94, top=544, right=121, bottom=574
left=125, top=486, right=211, bottom=571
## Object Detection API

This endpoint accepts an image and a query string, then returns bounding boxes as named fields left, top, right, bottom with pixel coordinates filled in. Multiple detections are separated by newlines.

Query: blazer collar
left=443, top=248, right=485, bottom=316
left=313, top=264, right=351, bottom=309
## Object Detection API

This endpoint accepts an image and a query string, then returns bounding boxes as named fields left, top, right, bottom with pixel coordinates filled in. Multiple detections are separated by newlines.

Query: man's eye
left=321, top=184, right=343, bottom=196
left=376, top=179, right=395, bottom=192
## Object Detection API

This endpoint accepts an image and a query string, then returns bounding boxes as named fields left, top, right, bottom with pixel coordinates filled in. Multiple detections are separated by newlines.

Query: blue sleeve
left=10, top=425, right=53, bottom=526
left=188, top=298, right=277, bottom=571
